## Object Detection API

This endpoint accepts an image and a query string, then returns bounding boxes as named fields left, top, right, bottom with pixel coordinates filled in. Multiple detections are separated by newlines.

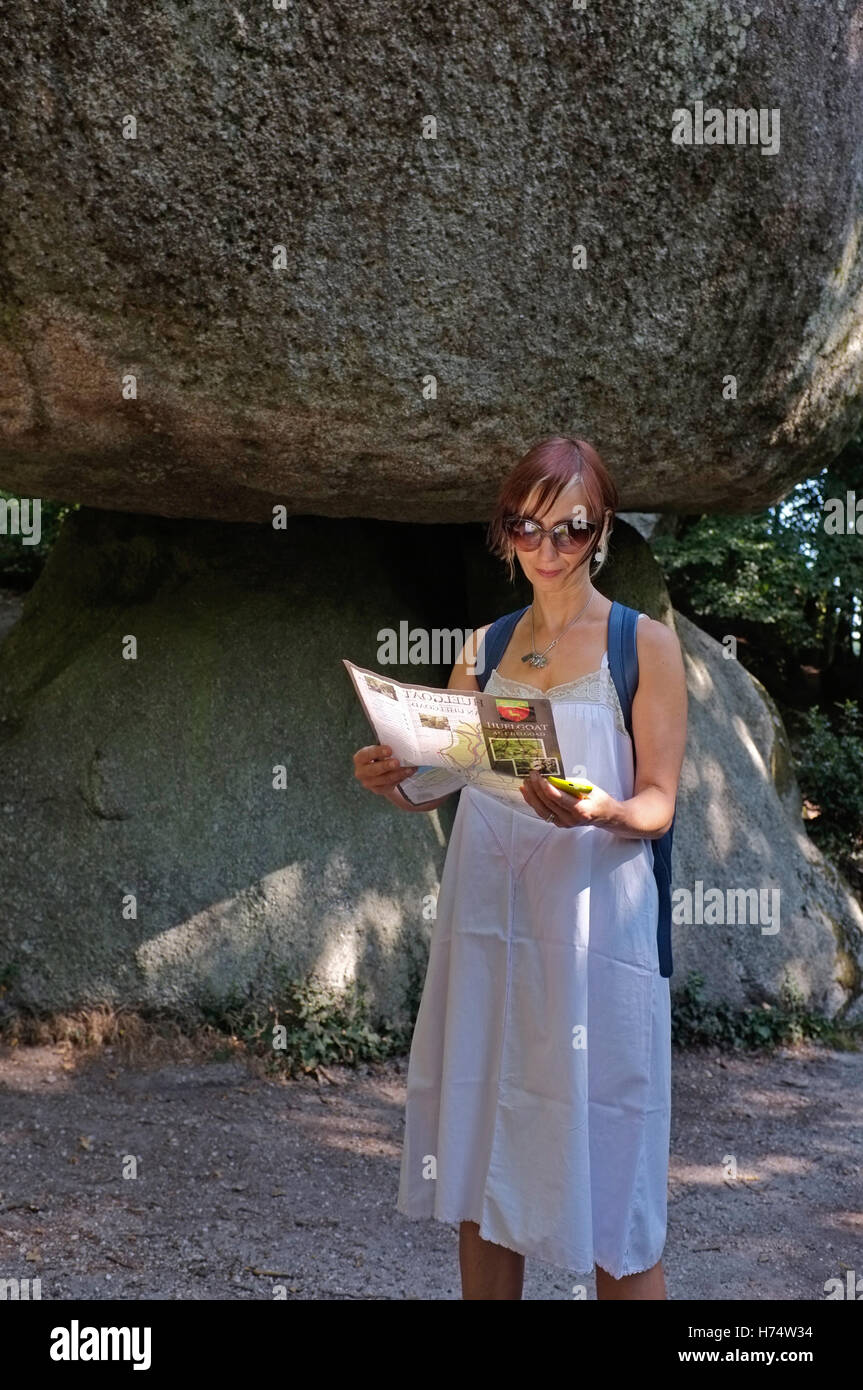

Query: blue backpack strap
left=607, top=600, right=639, bottom=728
left=474, top=605, right=530, bottom=691
left=607, top=601, right=675, bottom=979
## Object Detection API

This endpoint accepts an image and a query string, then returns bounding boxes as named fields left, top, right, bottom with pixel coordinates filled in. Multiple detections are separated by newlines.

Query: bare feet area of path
left=1, top=1041, right=860, bottom=1300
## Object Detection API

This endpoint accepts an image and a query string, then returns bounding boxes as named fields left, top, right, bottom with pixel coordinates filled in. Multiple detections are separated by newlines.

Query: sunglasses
left=504, top=514, right=599, bottom=554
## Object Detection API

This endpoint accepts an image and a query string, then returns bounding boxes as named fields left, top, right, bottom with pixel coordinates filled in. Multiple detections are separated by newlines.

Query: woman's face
left=514, top=478, right=600, bottom=588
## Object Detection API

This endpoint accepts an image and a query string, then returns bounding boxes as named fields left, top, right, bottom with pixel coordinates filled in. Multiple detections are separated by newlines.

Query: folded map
left=344, top=658, right=565, bottom=817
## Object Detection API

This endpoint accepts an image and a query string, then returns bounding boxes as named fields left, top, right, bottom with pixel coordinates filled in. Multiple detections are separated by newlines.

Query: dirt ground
left=0, top=1040, right=860, bottom=1301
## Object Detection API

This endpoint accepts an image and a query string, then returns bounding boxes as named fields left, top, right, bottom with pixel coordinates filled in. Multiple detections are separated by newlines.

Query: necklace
left=521, top=589, right=595, bottom=669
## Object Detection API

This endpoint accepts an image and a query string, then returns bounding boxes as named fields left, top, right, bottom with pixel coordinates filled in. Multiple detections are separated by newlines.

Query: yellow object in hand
left=546, top=775, right=593, bottom=799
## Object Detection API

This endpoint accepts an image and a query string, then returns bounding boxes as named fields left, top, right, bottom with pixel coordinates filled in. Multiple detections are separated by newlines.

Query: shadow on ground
left=0, top=1042, right=859, bottom=1300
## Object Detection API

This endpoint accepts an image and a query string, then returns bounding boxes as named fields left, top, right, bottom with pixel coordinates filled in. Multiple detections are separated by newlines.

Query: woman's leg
left=595, top=1259, right=667, bottom=1300
left=459, top=1221, right=525, bottom=1300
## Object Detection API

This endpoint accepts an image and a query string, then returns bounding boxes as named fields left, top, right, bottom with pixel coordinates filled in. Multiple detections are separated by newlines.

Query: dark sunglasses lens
left=507, top=517, right=597, bottom=551
left=553, top=521, right=596, bottom=552
left=508, top=520, right=542, bottom=549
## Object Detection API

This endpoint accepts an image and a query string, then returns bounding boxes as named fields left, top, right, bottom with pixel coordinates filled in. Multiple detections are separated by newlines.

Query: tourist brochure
left=343, top=658, right=565, bottom=816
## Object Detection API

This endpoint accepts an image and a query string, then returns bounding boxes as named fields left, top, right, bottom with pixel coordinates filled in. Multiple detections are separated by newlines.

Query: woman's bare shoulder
left=635, top=613, right=684, bottom=667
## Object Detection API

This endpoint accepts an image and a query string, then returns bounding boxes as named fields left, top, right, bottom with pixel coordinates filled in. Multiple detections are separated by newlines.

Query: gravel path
left=0, top=1041, right=860, bottom=1300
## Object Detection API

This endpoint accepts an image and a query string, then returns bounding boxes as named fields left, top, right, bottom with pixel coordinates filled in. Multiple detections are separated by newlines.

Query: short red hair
left=486, top=436, right=620, bottom=582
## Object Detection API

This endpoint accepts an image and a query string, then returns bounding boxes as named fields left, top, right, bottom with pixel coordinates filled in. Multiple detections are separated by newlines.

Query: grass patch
left=6, top=969, right=858, bottom=1073
left=199, top=975, right=414, bottom=1077
left=672, top=970, right=863, bottom=1052
left=0, top=974, right=414, bottom=1079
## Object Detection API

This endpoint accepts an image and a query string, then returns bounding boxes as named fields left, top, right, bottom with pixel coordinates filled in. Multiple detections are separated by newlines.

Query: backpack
left=474, top=600, right=675, bottom=978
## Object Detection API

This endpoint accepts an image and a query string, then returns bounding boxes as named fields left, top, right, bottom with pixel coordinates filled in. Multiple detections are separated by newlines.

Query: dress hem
left=396, top=1202, right=665, bottom=1281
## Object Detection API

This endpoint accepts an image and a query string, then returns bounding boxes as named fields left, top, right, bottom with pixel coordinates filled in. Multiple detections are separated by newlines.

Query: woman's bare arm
left=519, top=614, right=687, bottom=837
left=616, top=616, right=687, bottom=837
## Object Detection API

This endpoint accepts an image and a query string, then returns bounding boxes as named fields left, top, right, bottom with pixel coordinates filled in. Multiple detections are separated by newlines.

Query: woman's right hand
left=353, top=744, right=418, bottom=796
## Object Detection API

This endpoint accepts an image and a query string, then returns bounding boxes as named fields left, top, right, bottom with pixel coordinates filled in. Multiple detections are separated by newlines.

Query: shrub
left=671, top=970, right=861, bottom=1051
left=793, top=699, right=863, bottom=869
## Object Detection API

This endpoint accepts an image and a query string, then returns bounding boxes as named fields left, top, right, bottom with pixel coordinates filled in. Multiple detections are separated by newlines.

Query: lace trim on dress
left=485, top=661, right=627, bottom=736
left=483, top=613, right=648, bottom=738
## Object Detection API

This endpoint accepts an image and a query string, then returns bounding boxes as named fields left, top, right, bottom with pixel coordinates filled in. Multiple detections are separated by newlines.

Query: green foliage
left=654, top=512, right=813, bottom=644
left=0, top=492, right=77, bottom=587
left=653, top=430, right=863, bottom=681
left=671, top=971, right=861, bottom=1052
left=205, top=974, right=413, bottom=1077
left=653, top=434, right=863, bottom=885
left=792, top=699, right=863, bottom=867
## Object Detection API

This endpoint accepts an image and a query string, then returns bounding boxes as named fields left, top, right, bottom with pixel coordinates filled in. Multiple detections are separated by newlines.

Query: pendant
left=521, top=652, right=549, bottom=668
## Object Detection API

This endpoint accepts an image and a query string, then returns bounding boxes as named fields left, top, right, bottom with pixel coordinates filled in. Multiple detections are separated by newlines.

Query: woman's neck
left=530, top=580, right=596, bottom=635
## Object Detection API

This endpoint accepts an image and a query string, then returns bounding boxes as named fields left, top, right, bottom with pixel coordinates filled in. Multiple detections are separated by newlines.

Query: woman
left=353, top=436, right=687, bottom=1300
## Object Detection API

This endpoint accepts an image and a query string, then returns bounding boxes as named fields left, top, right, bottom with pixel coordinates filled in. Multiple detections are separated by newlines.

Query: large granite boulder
left=1, top=3, right=863, bottom=521
left=671, top=613, right=863, bottom=1019
left=0, top=509, right=463, bottom=1026
left=0, top=509, right=860, bottom=1024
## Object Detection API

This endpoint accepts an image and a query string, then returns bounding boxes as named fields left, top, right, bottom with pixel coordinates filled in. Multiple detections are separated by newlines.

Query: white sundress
left=396, top=629, right=672, bottom=1280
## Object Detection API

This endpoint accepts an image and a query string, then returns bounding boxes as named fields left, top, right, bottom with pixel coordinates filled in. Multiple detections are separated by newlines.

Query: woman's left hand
left=519, top=769, right=620, bottom=829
